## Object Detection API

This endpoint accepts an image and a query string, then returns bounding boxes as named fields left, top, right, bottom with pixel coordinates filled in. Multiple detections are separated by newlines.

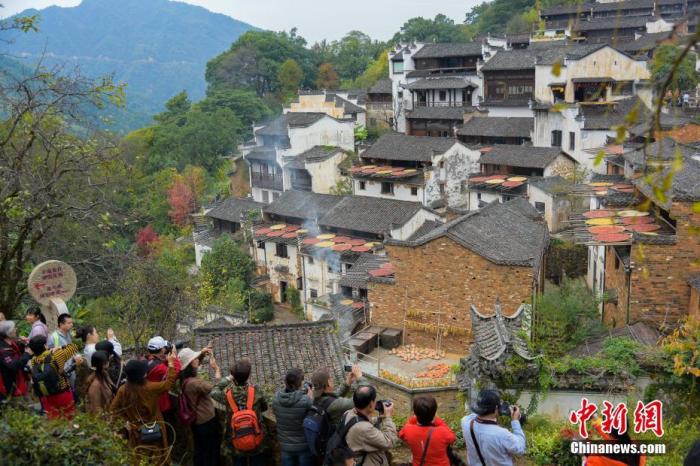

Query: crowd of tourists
left=1, top=309, right=697, bottom=466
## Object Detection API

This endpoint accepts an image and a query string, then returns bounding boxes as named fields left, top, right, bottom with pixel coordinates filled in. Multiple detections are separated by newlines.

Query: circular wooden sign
left=27, top=260, right=77, bottom=306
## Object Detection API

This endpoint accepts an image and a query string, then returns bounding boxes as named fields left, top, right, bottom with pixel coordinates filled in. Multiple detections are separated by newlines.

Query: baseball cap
left=147, top=336, right=169, bottom=351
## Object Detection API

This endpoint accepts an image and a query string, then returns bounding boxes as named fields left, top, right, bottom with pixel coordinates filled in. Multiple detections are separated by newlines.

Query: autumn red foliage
left=135, top=224, right=160, bottom=256
left=167, top=179, right=195, bottom=226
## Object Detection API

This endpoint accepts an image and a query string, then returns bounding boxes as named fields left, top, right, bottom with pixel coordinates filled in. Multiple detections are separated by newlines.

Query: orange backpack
left=225, top=385, right=263, bottom=452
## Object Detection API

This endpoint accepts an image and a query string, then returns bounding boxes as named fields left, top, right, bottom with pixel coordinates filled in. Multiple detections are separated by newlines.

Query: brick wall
left=368, top=237, right=536, bottom=354
left=605, top=202, right=700, bottom=329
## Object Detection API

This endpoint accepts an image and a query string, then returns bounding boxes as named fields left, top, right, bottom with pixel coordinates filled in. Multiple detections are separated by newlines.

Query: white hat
left=147, top=336, right=169, bottom=351
left=178, top=347, right=202, bottom=369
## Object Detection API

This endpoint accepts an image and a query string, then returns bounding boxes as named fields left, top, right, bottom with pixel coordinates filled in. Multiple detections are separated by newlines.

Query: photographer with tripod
left=461, top=389, right=526, bottom=466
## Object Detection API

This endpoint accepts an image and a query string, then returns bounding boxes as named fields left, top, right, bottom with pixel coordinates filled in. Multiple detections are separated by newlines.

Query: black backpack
left=323, top=412, right=369, bottom=466
left=32, top=353, right=62, bottom=397
left=303, top=395, right=336, bottom=457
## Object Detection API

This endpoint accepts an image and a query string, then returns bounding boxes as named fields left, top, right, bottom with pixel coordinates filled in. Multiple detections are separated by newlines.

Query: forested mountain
left=1, top=0, right=256, bottom=131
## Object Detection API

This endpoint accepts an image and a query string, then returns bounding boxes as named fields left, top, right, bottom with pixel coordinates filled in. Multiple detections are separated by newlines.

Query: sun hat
left=178, top=347, right=202, bottom=369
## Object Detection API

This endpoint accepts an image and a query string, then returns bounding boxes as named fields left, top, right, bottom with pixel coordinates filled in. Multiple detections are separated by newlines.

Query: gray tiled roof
left=407, top=219, right=442, bottom=241
left=319, top=195, right=424, bottom=235
left=339, top=253, right=390, bottom=290
left=405, top=106, right=470, bottom=120
left=263, top=191, right=343, bottom=222
left=304, top=145, right=345, bottom=161
left=412, top=42, right=483, bottom=59
left=591, top=0, right=653, bottom=13
left=396, top=198, right=548, bottom=268
left=541, top=2, right=593, bottom=16
left=573, top=16, right=649, bottom=32
left=457, top=117, right=533, bottom=138
left=633, top=148, right=700, bottom=207
left=582, top=97, right=650, bottom=130
left=528, top=176, right=572, bottom=195
left=328, top=93, right=365, bottom=114
left=405, top=77, right=477, bottom=90
left=481, top=44, right=609, bottom=71
left=479, top=145, right=566, bottom=169
left=481, top=49, right=538, bottom=71
left=619, top=31, right=672, bottom=53
left=206, top=197, right=264, bottom=223
left=245, top=147, right=277, bottom=163
left=194, top=320, right=344, bottom=392
left=361, top=132, right=459, bottom=162
left=257, top=112, right=329, bottom=136
left=368, top=79, right=392, bottom=94
left=621, top=138, right=691, bottom=166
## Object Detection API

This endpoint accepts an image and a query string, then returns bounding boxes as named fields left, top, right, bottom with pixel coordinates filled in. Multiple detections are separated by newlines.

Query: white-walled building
left=242, top=112, right=354, bottom=203
left=389, top=42, right=485, bottom=135
left=287, top=90, right=367, bottom=127
left=530, top=44, right=651, bottom=174
left=351, top=133, right=480, bottom=208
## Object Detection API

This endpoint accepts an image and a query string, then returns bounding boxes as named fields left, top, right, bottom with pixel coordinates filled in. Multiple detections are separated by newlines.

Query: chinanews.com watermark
left=570, top=441, right=667, bottom=456
left=566, top=398, right=668, bottom=457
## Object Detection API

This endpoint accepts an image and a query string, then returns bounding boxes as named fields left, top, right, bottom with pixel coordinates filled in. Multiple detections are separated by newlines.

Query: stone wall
left=368, top=236, right=536, bottom=354
left=365, top=374, right=463, bottom=417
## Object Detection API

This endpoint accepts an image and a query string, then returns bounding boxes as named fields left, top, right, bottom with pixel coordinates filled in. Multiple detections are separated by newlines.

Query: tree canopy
left=391, top=14, right=470, bottom=44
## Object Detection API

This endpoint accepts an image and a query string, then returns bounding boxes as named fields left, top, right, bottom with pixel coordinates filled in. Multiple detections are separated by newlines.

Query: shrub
left=534, top=277, right=604, bottom=355
left=249, top=288, right=274, bottom=323
left=0, top=408, right=132, bottom=465
left=285, top=287, right=304, bottom=319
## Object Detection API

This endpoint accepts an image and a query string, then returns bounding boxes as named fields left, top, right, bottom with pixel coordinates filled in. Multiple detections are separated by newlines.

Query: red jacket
left=399, top=415, right=456, bottom=466
left=146, top=356, right=181, bottom=412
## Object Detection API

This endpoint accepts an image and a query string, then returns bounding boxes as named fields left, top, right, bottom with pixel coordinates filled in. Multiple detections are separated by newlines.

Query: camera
left=303, top=381, right=313, bottom=392
left=375, top=399, right=392, bottom=414
left=344, top=364, right=353, bottom=372
left=164, top=340, right=186, bottom=353
left=499, top=402, right=526, bottom=424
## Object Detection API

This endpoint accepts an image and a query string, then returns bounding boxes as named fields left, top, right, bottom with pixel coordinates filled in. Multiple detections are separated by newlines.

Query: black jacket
left=272, top=388, right=312, bottom=453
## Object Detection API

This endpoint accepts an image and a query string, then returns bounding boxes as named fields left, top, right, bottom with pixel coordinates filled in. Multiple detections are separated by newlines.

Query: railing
left=291, top=179, right=312, bottom=191
left=251, top=172, right=283, bottom=190
left=366, top=102, right=393, bottom=109
left=413, top=101, right=472, bottom=108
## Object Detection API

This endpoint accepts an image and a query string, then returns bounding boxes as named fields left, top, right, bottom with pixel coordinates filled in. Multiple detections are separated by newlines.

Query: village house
left=389, top=42, right=484, bottom=134
left=459, top=174, right=530, bottom=212
left=538, top=0, right=679, bottom=42
left=478, top=145, right=577, bottom=178
left=192, top=197, right=264, bottom=266
left=287, top=89, right=367, bottom=127
left=530, top=42, right=651, bottom=173
left=365, top=79, right=393, bottom=130
left=478, top=48, right=536, bottom=118
left=571, top=138, right=700, bottom=329
left=251, top=190, right=441, bottom=307
left=457, top=116, right=534, bottom=146
left=527, top=176, right=580, bottom=233
left=351, top=132, right=480, bottom=208
left=367, top=198, right=548, bottom=354
left=242, top=112, right=354, bottom=203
